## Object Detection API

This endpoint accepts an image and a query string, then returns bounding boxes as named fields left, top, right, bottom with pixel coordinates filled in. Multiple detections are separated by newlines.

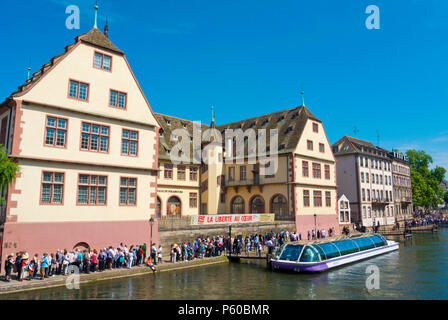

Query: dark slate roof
left=332, top=136, right=391, bottom=159
left=155, top=113, right=210, bottom=161
left=77, top=28, right=123, bottom=54
left=8, top=28, right=122, bottom=98
left=156, top=105, right=321, bottom=161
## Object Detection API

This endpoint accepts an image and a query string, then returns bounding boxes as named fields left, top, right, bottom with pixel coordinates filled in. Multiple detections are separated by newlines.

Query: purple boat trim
left=272, top=261, right=328, bottom=272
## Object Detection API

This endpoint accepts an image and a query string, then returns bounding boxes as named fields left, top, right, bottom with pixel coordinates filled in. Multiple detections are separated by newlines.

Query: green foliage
left=0, top=145, right=20, bottom=206
left=406, top=149, right=446, bottom=209
left=444, top=191, right=448, bottom=205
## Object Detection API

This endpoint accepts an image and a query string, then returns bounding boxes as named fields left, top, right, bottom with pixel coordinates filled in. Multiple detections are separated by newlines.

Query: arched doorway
left=167, top=196, right=181, bottom=218
left=73, top=242, right=90, bottom=251
left=156, top=197, right=162, bottom=218
left=271, top=194, right=287, bottom=216
left=231, top=196, right=245, bottom=214
left=250, top=195, right=265, bottom=213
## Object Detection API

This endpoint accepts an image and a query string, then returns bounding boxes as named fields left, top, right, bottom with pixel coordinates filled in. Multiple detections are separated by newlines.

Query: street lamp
left=149, top=217, right=154, bottom=259
left=228, top=225, right=232, bottom=256
left=314, top=214, right=317, bottom=239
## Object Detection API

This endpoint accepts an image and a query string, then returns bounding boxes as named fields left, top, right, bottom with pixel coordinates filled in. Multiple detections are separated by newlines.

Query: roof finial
left=211, top=105, right=215, bottom=127
left=26, top=57, right=32, bottom=81
left=93, top=1, right=99, bottom=29
left=300, top=89, right=305, bottom=106
left=104, top=19, right=109, bottom=37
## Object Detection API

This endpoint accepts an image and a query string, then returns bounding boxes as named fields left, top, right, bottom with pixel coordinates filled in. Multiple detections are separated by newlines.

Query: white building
left=332, top=136, right=394, bottom=228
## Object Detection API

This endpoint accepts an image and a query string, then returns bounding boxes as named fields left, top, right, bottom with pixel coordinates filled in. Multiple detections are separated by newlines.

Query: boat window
left=316, top=243, right=341, bottom=259
left=299, top=246, right=320, bottom=262
left=279, top=245, right=303, bottom=261
left=332, top=240, right=360, bottom=256
left=311, top=244, right=327, bottom=261
left=371, top=235, right=386, bottom=247
left=376, top=234, right=388, bottom=245
left=353, top=237, right=376, bottom=251
left=274, top=244, right=286, bottom=259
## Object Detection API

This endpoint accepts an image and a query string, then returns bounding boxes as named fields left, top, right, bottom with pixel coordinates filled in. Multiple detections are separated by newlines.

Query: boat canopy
left=275, top=235, right=388, bottom=263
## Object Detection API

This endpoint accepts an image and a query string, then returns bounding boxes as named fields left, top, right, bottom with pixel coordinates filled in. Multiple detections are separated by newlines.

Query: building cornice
left=12, top=154, right=158, bottom=172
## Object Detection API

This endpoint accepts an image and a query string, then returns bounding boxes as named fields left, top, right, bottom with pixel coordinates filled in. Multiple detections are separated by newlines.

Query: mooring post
left=266, top=254, right=272, bottom=270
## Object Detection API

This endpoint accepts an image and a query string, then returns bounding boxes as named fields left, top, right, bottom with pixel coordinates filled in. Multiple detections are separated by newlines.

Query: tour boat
left=271, top=234, right=399, bottom=273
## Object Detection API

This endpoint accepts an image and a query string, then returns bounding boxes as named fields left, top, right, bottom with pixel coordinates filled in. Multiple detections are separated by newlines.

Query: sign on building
left=191, top=214, right=275, bottom=225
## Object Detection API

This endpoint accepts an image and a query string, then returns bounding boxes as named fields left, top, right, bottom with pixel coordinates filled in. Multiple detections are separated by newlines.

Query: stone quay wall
left=157, top=217, right=296, bottom=255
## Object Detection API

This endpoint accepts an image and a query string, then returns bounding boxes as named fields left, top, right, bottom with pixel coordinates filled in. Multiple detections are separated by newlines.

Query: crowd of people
left=0, top=227, right=349, bottom=283
left=3, top=243, right=161, bottom=283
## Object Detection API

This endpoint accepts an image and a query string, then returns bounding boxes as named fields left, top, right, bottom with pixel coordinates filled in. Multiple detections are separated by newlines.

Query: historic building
left=155, top=113, right=204, bottom=218
left=0, top=23, right=160, bottom=261
left=332, top=136, right=394, bottom=228
left=388, top=151, right=413, bottom=221
left=204, top=105, right=340, bottom=235
left=153, top=104, right=340, bottom=235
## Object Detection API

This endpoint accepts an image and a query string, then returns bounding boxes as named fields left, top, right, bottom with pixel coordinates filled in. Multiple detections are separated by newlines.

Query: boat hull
left=271, top=241, right=399, bottom=273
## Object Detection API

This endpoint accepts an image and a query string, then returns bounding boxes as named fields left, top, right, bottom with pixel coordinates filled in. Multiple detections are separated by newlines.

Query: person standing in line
left=142, top=243, right=147, bottom=263
left=91, top=250, right=98, bottom=273
left=62, top=250, right=69, bottom=275
left=27, top=258, right=35, bottom=281
left=40, top=253, right=49, bottom=280
left=21, top=253, right=28, bottom=281
left=157, top=245, right=163, bottom=264
left=15, top=252, right=23, bottom=282
left=57, top=250, right=64, bottom=275
left=4, top=254, right=14, bottom=282
left=33, top=254, right=40, bottom=279
left=151, top=243, right=157, bottom=265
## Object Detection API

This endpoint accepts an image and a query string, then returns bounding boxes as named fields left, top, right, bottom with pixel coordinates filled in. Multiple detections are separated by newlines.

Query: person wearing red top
left=91, top=249, right=98, bottom=273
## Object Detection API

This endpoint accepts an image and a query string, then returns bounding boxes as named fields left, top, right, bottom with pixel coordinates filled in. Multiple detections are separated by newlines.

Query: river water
left=2, top=229, right=447, bottom=300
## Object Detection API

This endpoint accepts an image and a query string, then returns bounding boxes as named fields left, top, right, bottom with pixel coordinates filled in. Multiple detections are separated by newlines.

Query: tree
left=0, top=146, right=20, bottom=205
left=444, top=191, right=448, bottom=206
left=406, top=149, right=446, bottom=209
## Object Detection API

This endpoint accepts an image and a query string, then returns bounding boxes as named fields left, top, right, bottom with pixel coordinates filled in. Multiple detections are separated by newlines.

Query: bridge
left=226, top=253, right=273, bottom=269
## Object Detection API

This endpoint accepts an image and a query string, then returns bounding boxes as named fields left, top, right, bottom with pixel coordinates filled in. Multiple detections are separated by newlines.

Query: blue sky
left=0, top=0, right=447, bottom=170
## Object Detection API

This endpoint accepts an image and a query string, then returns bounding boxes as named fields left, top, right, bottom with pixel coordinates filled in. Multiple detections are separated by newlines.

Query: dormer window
left=166, top=119, right=171, bottom=126
left=182, top=123, right=187, bottom=129
left=262, top=119, right=269, bottom=126
left=249, top=122, right=256, bottom=128
left=285, top=126, right=293, bottom=134
left=159, top=130, right=164, bottom=137
left=279, top=144, right=285, bottom=150
left=93, top=52, right=112, bottom=71
left=277, top=116, right=285, bottom=123
left=291, top=112, right=299, bottom=119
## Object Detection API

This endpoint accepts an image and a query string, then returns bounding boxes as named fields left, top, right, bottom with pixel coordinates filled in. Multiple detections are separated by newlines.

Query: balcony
left=371, top=198, right=391, bottom=206
left=401, top=197, right=412, bottom=203
left=224, top=178, right=257, bottom=187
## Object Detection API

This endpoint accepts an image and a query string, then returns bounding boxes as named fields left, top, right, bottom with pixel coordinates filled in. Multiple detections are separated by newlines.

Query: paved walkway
left=0, top=256, right=227, bottom=294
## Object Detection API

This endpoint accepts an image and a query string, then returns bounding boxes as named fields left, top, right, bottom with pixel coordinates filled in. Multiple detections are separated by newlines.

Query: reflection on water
left=2, top=230, right=447, bottom=300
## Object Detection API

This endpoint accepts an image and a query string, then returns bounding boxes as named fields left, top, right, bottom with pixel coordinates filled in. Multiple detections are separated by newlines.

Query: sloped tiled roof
left=332, top=136, right=390, bottom=158
left=156, top=105, right=321, bottom=161
left=155, top=113, right=210, bottom=161
left=76, top=28, right=123, bottom=54
left=8, top=28, right=122, bottom=99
